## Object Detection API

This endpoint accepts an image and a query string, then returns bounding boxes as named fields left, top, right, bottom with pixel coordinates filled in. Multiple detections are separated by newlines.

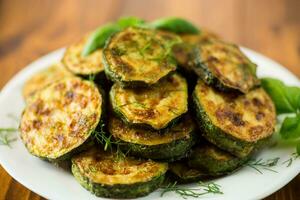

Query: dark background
left=0, top=0, right=299, bottom=199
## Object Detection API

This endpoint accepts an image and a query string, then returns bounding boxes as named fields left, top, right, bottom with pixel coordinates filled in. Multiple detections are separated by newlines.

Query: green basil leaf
left=82, top=23, right=121, bottom=57
left=261, top=78, right=300, bottom=114
left=150, top=17, right=199, bottom=34
left=297, top=142, right=300, bottom=155
left=286, top=86, right=300, bottom=112
left=280, top=115, right=300, bottom=139
left=117, top=16, right=145, bottom=28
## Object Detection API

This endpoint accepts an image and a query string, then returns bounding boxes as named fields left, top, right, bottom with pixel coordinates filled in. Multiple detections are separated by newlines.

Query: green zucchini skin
left=167, top=161, right=208, bottom=183
left=117, top=133, right=195, bottom=162
left=103, top=27, right=178, bottom=88
left=191, top=85, right=274, bottom=158
left=71, top=148, right=168, bottom=199
left=72, top=163, right=165, bottom=199
left=187, top=142, right=249, bottom=175
left=108, top=114, right=196, bottom=162
left=192, top=92, right=252, bottom=157
left=119, top=138, right=194, bottom=162
left=192, top=46, right=242, bottom=93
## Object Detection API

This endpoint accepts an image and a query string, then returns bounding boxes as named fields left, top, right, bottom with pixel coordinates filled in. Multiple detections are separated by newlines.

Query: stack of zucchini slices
left=20, top=17, right=277, bottom=199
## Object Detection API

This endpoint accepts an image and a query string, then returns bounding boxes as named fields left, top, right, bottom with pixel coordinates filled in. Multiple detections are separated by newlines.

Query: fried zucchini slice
left=110, top=73, right=188, bottom=130
left=192, top=80, right=276, bottom=157
left=172, top=29, right=219, bottom=71
left=168, top=161, right=208, bottom=183
left=71, top=147, right=168, bottom=199
left=62, top=35, right=104, bottom=76
left=181, top=29, right=220, bottom=44
left=22, top=63, right=73, bottom=101
left=188, top=142, right=248, bottom=175
left=108, top=114, right=196, bottom=161
left=20, top=77, right=102, bottom=161
left=103, top=27, right=178, bottom=87
left=193, top=39, right=260, bottom=93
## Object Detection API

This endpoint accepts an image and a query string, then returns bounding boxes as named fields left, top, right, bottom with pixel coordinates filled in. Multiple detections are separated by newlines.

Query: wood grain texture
left=0, top=0, right=299, bottom=199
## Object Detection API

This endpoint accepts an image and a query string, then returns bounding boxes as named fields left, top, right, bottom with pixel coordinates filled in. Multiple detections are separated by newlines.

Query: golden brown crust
left=20, top=77, right=102, bottom=159
left=108, top=114, right=195, bottom=145
left=62, top=35, right=104, bottom=75
left=181, top=29, right=220, bottom=44
left=104, top=27, right=177, bottom=84
left=198, top=39, right=260, bottom=93
left=194, top=80, right=276, bottom=142
left=72, top=148, right=168, bottom=185
left=22, top=63, right=73, bottom=101
left=110, top=73, right=188, bottom=130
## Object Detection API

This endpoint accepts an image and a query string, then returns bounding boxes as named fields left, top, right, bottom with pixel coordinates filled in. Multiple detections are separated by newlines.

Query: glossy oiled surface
left=20, top=78, right=102, bottom=159
left=110, top=73, right=187, bottom=130
left=62, top=36, right=105, bottom=75
left=0, top=0, right=299, bottom=199
left=194, top=81, right=276, bottom=142
left=72, top=148, right=168, bottom=185
left=104, top=27, right=177, bottom=84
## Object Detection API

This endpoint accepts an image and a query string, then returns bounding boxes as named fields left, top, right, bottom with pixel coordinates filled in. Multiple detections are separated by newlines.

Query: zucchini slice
left=172, top=30, right=220, bottom=72
left=62, top=35, right=104, bottom=76
left=192, top=80, right=276, bottom=157
left=181, top=29, right=220, bottom=44
left=188, top=142, right=248, bottom=176
left=103, top=27, right=178, bottom=87
left=168, top=161, right=208, bottom=183
left=22, top=63, right=73, bottom=102
left=193, top=39, right=260, bottom=93
left=71, top=147, right=168, bottom=199
left=108, top=114, right=196, bottom=161
left=20, top=77, right=102, bottom=161
left=109, top=73, right=188, bottom=130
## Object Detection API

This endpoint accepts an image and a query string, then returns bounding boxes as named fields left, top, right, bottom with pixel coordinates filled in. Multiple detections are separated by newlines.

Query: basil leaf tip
left=261, top=78, right=300, bottom=114
left=81, top=23, right=121, bottom=57
left=280, top=115, right=300, bottom=139
left=117, top=16, right=145, bottom=28
left=150, top=17, right=199, bottom=34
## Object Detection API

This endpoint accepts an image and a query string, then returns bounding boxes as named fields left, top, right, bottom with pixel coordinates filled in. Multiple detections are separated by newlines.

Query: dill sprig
left=160, top=181, right=223, bottom=199
left=137, top=40, right=152, bottom=57
left=282, top=152, right=300, bottom=167
left=150, top=39, right=180, bottom=63
left=88, top=74, right=96, bottom=82
left=91, top=124, right=114, bottom=151
left=91, top=125, right=130, bottom=160
left=246, top=157, right=280, bottom=174
left=0, top=128, right=18, bottom=147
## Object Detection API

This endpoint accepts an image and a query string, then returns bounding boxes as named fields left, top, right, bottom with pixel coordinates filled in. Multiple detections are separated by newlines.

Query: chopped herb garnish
left=88, top=74, right=96, bottom=82
left=246, top=157, right=280, bottom=174
left=0, top=127, right=18, bottom=147
left=160, top=181, right=223, bottom=199
left=91, top=125, right=130, bottom=160
left=282, top=152, right=300, bottom=167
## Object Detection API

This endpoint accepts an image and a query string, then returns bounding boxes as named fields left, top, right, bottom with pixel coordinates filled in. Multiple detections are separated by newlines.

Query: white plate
left=0, top=47, right=299, bottom=200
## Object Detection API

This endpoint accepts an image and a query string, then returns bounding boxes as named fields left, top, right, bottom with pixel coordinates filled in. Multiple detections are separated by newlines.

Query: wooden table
left=0, top=0, right=299, bottom=199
